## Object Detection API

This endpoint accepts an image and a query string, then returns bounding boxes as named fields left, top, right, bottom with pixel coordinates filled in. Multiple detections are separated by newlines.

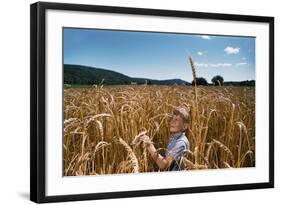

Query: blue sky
left=64, top=28, right=255, bottom=82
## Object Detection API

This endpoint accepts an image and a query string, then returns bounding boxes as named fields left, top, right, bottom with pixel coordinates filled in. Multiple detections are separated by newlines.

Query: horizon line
left=64, top=63, right=256, bottom=83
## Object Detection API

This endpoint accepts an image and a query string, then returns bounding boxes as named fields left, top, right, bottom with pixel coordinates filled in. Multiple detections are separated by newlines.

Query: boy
left=140, top=107, right=190, bottom=171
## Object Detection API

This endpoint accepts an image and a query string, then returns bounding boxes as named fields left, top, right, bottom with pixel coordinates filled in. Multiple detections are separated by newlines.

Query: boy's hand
left=139, top=135, right=153, bottom=148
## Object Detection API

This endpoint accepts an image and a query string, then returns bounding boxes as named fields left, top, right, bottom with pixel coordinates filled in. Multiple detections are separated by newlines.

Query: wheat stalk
left=189, top=55, right=197, bottom=84
left=212, top=139, right=234, bottom=166
left=115, top=137, right=139, bottom=173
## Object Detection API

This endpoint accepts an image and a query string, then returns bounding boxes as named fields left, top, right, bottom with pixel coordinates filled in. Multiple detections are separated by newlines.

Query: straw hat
left=173, top=107, right=189, bottom=123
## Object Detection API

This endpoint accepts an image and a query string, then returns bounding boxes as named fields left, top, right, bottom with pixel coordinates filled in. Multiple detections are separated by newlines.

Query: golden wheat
left=63, top=84, right=255, bottom=175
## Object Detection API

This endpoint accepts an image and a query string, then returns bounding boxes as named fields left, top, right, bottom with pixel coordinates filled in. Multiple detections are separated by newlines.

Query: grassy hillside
left=64, top=64, right=189, bottom=85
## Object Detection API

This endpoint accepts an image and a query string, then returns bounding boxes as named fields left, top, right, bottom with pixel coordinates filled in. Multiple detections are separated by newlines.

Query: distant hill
left=64, top=64, right=190, bottom=85
left=64, top=64, right=255, bottom=86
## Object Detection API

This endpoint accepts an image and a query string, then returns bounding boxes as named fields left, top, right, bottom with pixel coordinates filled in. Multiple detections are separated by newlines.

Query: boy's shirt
left=165, top=132, right=189, bottom=171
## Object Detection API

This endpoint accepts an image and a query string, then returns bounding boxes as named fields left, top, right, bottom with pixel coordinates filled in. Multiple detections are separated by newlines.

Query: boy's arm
left=145, top=141, right=173, bottom=170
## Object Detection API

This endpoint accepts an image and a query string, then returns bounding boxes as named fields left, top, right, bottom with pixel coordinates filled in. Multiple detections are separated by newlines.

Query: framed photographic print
left=30, top=1, right=274, bottom=203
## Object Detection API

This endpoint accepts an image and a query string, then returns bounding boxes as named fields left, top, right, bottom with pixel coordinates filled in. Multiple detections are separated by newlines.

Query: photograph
left=63, top=28, right=256, bottom=176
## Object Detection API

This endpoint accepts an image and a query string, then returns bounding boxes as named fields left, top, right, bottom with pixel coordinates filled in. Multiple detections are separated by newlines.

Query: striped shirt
left=165, top=132, right=189, bottom=171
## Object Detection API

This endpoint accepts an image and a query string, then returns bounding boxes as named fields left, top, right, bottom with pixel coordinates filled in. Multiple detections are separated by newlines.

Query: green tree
left=211, top=75, right=224, bottom=86
left=192, top=77, right=208, bottom=86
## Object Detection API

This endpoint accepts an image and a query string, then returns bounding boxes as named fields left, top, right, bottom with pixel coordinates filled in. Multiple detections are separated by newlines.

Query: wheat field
left=63, top=85, right=255, bottom=176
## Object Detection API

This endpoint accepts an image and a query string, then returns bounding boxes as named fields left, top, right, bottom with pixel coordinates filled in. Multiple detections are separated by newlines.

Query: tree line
left=191, top=75, right=255, bottom=86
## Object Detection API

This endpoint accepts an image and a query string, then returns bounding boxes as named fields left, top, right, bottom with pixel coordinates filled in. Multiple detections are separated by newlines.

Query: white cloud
left=210, top=63, right=232, bottom=67
left=236, top=62, right=247, bottom=66
left=195, top=62, right=232, bottom=68
left=197, top=51, right=203, bottom=56
left=224, top=46, right=240, bottom=54
left=194, top=62, right=208, bottom=67
left=201, top=35, right=211, bottom=40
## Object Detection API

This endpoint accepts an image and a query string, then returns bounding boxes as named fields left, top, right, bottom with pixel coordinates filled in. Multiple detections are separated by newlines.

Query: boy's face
left=169, top=114, right=188, bottom=134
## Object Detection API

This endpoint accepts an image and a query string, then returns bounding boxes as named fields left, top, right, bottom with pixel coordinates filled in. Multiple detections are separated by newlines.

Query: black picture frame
left=30, top=1, right=274, bottom=203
